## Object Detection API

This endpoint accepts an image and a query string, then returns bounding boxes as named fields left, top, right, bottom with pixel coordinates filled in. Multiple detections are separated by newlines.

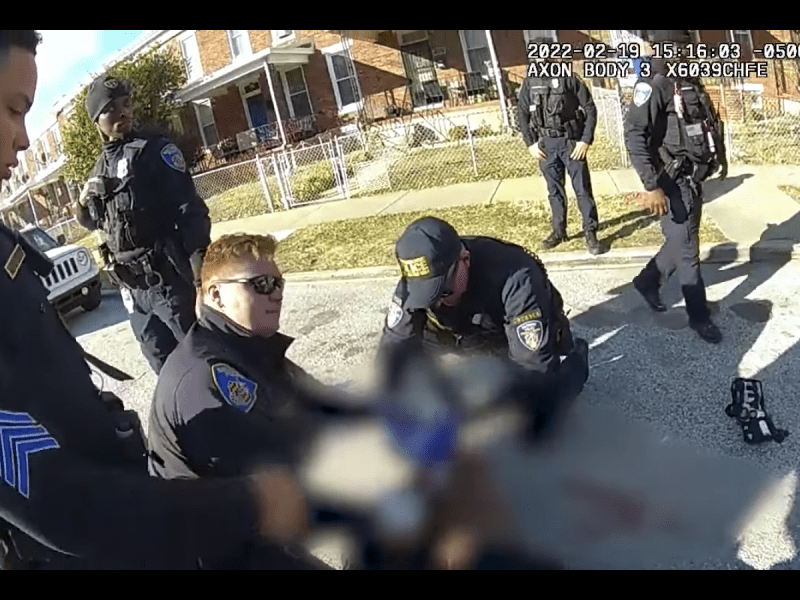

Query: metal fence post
left=466, top=113, right=478, bottom=178
left=255, top=154, right=275, bottom=213
left=334, top=135, right=351, bottom=199
left=271, top=153, right=292, bottom=210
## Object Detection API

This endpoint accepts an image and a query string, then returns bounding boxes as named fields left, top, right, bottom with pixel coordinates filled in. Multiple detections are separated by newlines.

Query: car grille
left=43, top=256, right=80, bottom=289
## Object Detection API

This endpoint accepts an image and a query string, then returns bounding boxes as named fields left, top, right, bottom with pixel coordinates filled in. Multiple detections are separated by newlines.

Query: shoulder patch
left=516, top=320, right=544, bottom=352
left=633, top=82, right=652, bottom=107
left=160, top=143, right=186, bottom=173
left=387, top=301, right=404, bottom=329
left=4, top=244, right=25, bottom=280
left=211, top=363, right=257, bottom=412
left=512, top=309, right=543, bottom=325
left=0, top=411, right=60, bottom=498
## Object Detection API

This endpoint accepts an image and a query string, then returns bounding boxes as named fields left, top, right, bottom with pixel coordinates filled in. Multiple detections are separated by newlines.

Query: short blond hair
left=201, top=233, right=278, bottom=290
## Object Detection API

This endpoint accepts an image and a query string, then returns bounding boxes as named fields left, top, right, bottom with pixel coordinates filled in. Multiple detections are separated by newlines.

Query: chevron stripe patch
left=0, top=411, right=60, bottom=498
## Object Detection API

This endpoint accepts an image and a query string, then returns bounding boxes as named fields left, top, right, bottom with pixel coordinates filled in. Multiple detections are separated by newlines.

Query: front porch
left=177, top=38, right=321, bottom=173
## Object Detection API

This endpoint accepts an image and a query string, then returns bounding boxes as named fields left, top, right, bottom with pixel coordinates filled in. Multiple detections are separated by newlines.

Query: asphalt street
left=65, top=258, right=800, bottom=570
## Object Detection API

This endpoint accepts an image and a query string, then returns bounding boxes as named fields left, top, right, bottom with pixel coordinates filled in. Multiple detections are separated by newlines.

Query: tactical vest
left=658, top=75, right=723, bottom=182
left=528, top=76, right=583, bottom=138
left=96, top=139, right=175, bottom=258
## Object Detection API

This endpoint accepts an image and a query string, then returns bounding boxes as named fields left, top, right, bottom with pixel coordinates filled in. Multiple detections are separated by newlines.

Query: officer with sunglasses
left=147, top=233, right=371, bottom=568
left=379, top=217, right=590, bottom=426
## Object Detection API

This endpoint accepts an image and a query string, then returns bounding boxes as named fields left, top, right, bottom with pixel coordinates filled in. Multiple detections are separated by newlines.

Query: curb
left=284, top=240, right=800, bottom=284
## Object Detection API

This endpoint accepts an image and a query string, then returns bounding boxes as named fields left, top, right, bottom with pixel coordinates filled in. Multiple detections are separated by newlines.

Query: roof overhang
left=176, top=39, right=316, bottom=104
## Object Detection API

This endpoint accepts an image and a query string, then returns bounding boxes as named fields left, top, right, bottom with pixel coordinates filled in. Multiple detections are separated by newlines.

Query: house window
left=523, top=30, right=558, bottom=46
left=195, top=100, right=219, bottom=147
left=227, top=30, right=252, bottom=61
left=728, top=30, right=754, bottom=60
left=460, top=31, right=493, bottom=77
left=281, top=67, right=313, bottom=119
left=272, top=30, right=295, bottom=45
left=180, top=33, right=202, bottom=81
left=323, top=43, right=362, bottom=114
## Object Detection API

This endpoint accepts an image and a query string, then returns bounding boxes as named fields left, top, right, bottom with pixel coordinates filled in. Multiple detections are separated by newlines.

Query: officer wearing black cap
left=625, top=30, right=727, bottom=344
left=517, top=37, right=603, bottom=255
left=378, top=216, right=590, bottom=417
left=72, top=74, right=211, bottom=373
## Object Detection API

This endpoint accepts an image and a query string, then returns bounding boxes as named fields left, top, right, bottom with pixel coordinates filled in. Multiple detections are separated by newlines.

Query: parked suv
left=19, top=225, right=102, bottom=314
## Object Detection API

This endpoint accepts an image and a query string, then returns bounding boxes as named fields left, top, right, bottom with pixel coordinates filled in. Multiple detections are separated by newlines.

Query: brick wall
left=196, top=30, right=230, bottom=76
left=249, top=30, right=270, bottom=53
left=210, top=86, right=249, bottom=141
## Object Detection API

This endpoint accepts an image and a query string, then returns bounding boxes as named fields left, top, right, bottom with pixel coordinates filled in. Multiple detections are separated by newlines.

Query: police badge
left=116, top=158, right=129, bottom=179
left=516, top=320, right=544, bottom=352
left=160, top=143, right=187, bottom=173
left=211, top=363, right=258, bottom=412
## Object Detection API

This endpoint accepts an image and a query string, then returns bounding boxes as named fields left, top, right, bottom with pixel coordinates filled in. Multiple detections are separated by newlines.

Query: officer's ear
left=207, top=282, right=224, bottom=310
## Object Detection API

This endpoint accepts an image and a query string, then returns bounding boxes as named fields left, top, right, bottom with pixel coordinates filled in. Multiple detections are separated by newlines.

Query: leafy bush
left=447, top=126, right=468, bottom=141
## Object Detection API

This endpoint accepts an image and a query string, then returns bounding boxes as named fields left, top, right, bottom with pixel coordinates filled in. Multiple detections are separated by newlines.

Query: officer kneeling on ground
left=625, top=30, right=727, bottom=344
left=0, top=30, right=311, bottom=570
left=378, top=216, right=590, bottom=429
left=517, top=38, right=604, bottom=255
left=72, top=75, right=211, bottom=374
left=147, top=233, right=373, bottom=568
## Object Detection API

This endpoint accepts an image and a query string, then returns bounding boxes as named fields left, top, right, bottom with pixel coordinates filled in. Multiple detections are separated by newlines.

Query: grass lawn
left=274, top=194, right=728, bottom=274
left=780, top=185, right=800, bottom=204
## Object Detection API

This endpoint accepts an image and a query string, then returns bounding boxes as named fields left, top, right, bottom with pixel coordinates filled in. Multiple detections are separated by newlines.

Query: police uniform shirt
left=625, top=74, right=717, bottom=192
left=0, top=223, right=261, bottom=569
left=516, top=74, right=598, bottom=148
left=79, top=133, right=211, bottom=271
left=148, top=304, right=354, bottom=481
left=380, top=237, right=566, bottom=377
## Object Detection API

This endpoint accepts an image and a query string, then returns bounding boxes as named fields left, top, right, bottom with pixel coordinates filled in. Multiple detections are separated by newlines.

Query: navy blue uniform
left=0, top=222, right=272, bottom=570
left=75, top=133, right=211, bottom=373
left=378, top=237, right=587, bottom=419
left=624, top=74, right=713, bottom=325
left=517, top=74, right=599, bottom=237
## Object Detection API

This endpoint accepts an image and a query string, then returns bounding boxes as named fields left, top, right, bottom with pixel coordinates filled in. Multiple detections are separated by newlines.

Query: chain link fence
left=190, top=83, right=800, bottom=224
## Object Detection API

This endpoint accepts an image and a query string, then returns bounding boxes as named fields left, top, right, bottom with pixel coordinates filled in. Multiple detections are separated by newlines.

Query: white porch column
left=27, top=190, right=40, bottom=227
left=485, top=29, right=509, bottom=129
left=263, top=60, right=288, bottom=146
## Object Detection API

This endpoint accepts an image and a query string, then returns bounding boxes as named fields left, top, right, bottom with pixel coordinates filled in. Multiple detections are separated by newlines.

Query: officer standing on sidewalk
left=517, top=37, right=604, bottom=255
left=72, top=75, right=211, bottom=373
left=625, top=29, right=727, bottom=344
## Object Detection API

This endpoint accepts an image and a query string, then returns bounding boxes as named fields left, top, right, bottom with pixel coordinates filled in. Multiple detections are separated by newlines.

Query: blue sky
left=27, top=30, right=145, bottom=141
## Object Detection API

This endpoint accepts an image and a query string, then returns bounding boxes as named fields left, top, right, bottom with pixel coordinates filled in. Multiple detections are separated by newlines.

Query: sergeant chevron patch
left=0, top=411, right=60, bottom=498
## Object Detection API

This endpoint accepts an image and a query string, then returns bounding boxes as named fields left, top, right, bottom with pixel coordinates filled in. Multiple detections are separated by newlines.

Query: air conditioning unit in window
left=237, top=130, right=258, bottom=152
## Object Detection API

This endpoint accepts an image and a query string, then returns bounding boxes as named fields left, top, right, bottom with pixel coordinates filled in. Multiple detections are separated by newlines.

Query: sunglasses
left=440, top=258, right=462, bottom=299
left=213, top=274, right=285, bottom=295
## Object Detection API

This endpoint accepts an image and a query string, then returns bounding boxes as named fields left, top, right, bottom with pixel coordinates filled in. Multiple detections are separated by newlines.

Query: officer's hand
left=248, top=467, right=310, bottom=545
left=570, top=141, right=590, bottom=161
left=528, top=142, right=546, bottom=161
left=628, top=189, right=668, bottom=217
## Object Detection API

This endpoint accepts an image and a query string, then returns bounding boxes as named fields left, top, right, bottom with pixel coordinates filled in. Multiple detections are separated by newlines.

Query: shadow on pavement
left=702, top=173, right=754, bottom=204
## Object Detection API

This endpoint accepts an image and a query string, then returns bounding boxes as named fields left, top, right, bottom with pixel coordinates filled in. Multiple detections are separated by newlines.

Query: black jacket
left=0, top=223, right=261, bottom=570
left=75, top=132, right=211, bottom=283
left=378, top=237, right=574, bottom=381
left=148, top=304, right=366, bottom=482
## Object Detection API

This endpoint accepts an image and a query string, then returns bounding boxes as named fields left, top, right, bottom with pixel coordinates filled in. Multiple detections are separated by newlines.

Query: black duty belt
left=538, top=127, right=567, bottom=138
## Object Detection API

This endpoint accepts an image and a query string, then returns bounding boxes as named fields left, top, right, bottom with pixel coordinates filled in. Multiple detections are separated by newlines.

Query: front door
left=401, top=40, right=442, bottom=108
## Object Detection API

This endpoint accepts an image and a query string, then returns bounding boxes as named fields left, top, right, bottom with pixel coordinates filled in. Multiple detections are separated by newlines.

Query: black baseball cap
left=85, top=75, right=131, bottom=123
left=395, top=217, right=463, bottom=310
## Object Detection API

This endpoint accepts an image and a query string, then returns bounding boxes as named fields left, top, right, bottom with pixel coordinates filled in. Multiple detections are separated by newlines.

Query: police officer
left=378, top=216, right=590, bottom=434
left=72, top=75, right=211, bottom=374
left=625, top=30, right=727, bottom=344
left=517, top=38, right=603, bottom=255
left=0, top=30, right=316, bottom=570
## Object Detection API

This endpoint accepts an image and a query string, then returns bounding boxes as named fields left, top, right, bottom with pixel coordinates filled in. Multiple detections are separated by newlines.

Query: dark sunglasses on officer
left=213, top=274, right=285, bottom=296
left=439, top=256, right=464, bottom=301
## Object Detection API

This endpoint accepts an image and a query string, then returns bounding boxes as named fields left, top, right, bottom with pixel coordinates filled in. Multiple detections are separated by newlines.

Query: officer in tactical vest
left=625, top=30, right=728, bottom=344
left=517, top=37, right=603, bottom=255
left=72, top=76, right=211, bottom=374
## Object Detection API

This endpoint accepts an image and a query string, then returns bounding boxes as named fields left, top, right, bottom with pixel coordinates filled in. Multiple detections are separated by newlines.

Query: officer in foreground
left=72, top=75, right=211, bottom=373
left=625, top=30, right=727, bottom=344
left=0, top=29, right=312, bottom=571
left=378, top=216, right=590, bottom=429
left=517, top=38, right=604, bottom=255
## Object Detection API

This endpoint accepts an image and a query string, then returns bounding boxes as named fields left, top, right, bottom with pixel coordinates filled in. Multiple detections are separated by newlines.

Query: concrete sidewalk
left=209, top=164, right=800, bottom=272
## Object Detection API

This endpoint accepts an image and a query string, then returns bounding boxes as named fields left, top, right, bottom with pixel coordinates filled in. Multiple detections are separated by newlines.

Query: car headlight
left=76, top=250, right=89, bottom=267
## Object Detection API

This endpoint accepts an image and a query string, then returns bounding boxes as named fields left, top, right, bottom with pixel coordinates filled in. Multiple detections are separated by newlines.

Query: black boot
left=633, top=273, right=666, bottom=312
left=540, top=230, right=566, bottom=250
left=584, top=230, right=604, bottom=255
left=689, top=319, right=722, bottom=344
